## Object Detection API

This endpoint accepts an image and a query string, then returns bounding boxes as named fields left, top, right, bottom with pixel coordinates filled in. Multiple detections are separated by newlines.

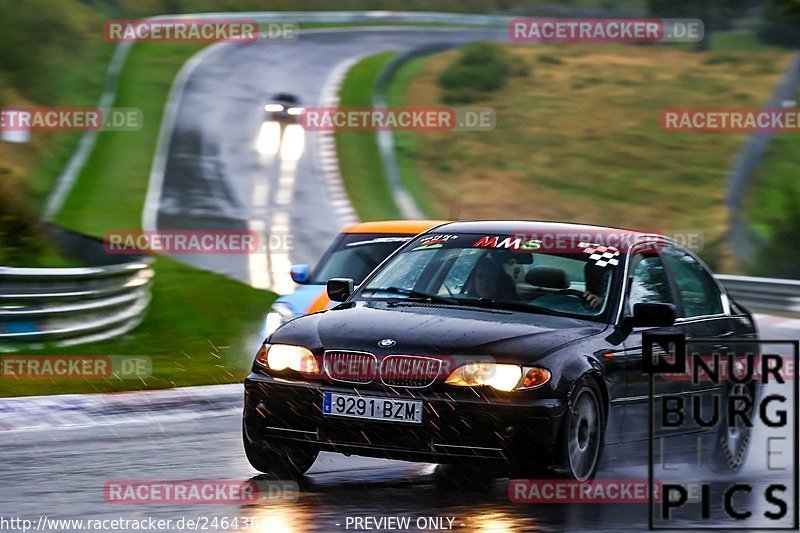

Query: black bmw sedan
left=243, top=221, right=757, bottom=481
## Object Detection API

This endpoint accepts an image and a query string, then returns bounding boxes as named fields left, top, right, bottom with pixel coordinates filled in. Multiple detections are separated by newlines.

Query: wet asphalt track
left=0, top=319, right=796, bottom=532
left=152, top=27, right=504, bottom=291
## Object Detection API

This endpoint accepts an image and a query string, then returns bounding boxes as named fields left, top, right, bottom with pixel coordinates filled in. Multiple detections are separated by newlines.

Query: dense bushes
left=0, top=169, right=48, bottom=266
left=757, top=0, right=800, bottom=48
left=0, top=0, right=102, bottom=103
left=438, top=43, right=524, bottom=103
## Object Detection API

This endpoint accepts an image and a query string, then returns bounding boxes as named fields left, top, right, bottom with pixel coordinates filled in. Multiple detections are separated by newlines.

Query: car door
left=616, top=246, right=685, bottom=442
left=660, top=246, right=735, bottom=433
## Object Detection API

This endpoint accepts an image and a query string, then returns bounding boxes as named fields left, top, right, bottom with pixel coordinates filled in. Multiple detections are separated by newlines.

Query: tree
left=758, top=0, right=800, bottom=48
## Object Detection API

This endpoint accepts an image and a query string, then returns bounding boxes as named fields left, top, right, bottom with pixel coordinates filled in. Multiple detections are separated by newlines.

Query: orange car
left=262, top=220, right=447, bottom=338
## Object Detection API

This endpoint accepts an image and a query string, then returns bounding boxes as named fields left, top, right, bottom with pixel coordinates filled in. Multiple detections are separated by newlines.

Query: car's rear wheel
left=563, top=378, right=604, bottom=482
left=243, top=424, right=318, bottom=477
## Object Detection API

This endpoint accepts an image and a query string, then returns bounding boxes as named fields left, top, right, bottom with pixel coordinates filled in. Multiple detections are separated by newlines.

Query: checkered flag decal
left=578, top=242, right=620, bottom=267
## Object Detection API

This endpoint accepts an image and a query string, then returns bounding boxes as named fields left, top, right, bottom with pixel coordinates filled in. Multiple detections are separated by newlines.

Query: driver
left=470, top=257, right=518, bottom=300
left=583, top=263, right=610, bottom=309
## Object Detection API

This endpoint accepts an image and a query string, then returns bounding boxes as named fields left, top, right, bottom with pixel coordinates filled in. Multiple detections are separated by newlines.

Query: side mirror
left=290, top=264, right=310, bottom=284
left=327, top=278, right=354, bottom=302
left=630, top=303, right=676, bottom=328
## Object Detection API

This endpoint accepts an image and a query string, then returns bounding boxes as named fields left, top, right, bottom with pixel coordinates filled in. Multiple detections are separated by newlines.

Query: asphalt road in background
left=0, top=319, right=796, bottom=532
left=153, top=27, right=504, bottom=293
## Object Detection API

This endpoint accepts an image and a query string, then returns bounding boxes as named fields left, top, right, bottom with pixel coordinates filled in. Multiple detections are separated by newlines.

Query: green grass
left=711, top=30, right=784, bottom=52
left=335, top=51, right=402, bottom=221
left=57, top=42, right=205, bottom=233
left=385, top=55, right=438, bottom=219
left=672, top=30, right=785, bottom=54
left=386, top=41, right=792, bottom=272
left=745, top=131, right=800, bottom=242
left=742, top=85, right=800, bottom=275
left=24, top=40, right=114, bottom=207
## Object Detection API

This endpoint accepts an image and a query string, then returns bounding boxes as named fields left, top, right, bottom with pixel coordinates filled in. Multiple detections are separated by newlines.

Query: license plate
left=322, top=392, right=422, bottom=424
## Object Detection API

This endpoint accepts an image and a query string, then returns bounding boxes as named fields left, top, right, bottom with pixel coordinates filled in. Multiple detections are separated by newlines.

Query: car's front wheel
left=562, top=377, right=605, bottom=482
left=243, top=424, right=318, bottom=477
left=710, top=382, right=755, bottom=473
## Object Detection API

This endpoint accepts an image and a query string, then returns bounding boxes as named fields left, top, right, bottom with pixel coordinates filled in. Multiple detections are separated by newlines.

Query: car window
left=434, top=249, right=484, bottom=295
left=311, top=234, right=411, bottom=284
left=661, top=249, right=723, bottom=317
left=627, top=253, right=673, bottom=313
left=360, top=233, right=620, bottom=320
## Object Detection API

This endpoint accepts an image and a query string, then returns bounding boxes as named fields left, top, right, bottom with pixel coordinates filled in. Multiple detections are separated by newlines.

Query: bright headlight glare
left=264, top=303, right=295, bottom=337
left=445, top=363, right=523, bottom=392
left=287, top=107, right=305, bottom=115
left=264, top=344, right=319, bottom=373
left=264, top=103, right=284, bottom=112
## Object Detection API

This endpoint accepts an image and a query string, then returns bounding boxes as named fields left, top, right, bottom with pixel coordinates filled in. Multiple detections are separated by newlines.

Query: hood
left=272, top=301, right=607, bottom=364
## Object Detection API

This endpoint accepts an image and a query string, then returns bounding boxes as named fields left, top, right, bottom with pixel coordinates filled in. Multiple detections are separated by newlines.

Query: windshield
left=359, top=233, right=620, bottom=320
left=311, top=233, right=412, bottom=284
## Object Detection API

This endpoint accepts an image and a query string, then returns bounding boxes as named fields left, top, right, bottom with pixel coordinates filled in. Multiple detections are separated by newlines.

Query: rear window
left=311, top=234, right=411, bottom=284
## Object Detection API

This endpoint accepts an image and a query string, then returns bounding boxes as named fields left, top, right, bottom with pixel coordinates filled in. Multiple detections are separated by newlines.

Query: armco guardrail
left=0, top=259, right=153, bottom=348
left=718, top=274, right=800, bottom=314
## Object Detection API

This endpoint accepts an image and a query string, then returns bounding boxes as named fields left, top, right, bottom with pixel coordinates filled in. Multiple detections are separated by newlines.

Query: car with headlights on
left=262, top=220, right=447, bottom=339
left=244, top=221, right=757, bottom=481
left=263, top=93, right=304, bottom=123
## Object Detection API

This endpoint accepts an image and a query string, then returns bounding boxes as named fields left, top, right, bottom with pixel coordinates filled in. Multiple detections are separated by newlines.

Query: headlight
left=264, top=302, right=295, bottom=337
left=257, top=343, right=319, bottom=374
left=445, top=363, right=550, bottom=392
left=264, top=103, right=284, bottom=112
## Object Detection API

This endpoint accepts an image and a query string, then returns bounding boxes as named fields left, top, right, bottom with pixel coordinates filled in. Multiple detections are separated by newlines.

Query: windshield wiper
left=451, top=297, right=570, bottom=317
left=367, top=289, right=572, bottom=317
left=369, top=286, right=456, bottom=305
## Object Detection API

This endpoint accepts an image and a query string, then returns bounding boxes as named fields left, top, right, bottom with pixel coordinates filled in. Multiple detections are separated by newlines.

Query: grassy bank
left=335, top=51, right=402, bottom=221
left=0, top=0, right=113, bottom=266
left=56, top=42, right=205, bottom=232
left=7, top=40, right=276, bottom=397
left=385, top=56, right=439, bottom=219
left=742, top=84, right=800, bottom=278
left=0, top=256, right=270, bottom=397
left=386, top=39, right=791, bottom=271
left=744, top=100, right=800, bottom=244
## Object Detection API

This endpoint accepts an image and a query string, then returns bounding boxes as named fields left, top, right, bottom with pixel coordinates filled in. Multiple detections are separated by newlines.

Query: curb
left=315, top=56, right=363, bottom=228
left=0, top=383, right=242, bottom=432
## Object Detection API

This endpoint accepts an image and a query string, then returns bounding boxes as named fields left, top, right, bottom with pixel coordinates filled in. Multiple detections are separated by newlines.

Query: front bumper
left=243, top=372, right=566, bottom=466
